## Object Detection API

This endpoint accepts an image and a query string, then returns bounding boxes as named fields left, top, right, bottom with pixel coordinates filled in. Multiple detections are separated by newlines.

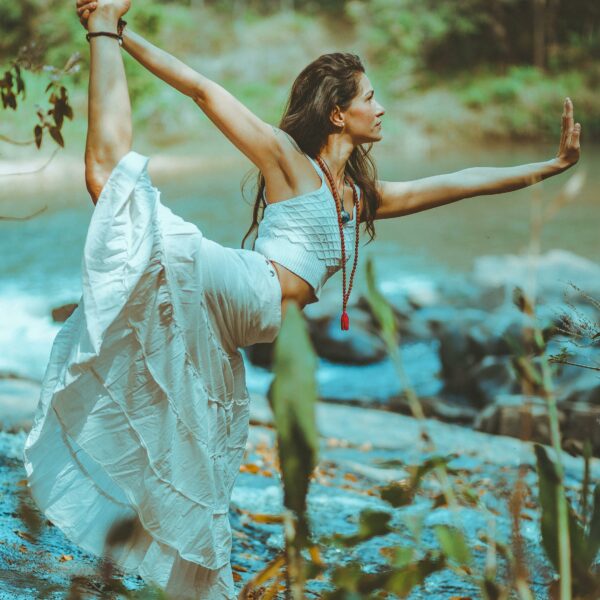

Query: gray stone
left=388, top=394, right=477, bottom=424
left=51, top=302, right=78, bottom=323
left=307, top=306, right=386, bottom=365
left=562, top=402, right=600, bottom=455
left=474, top=394, right=565, bottom=447
left=469, top=356, right=519, bottom=407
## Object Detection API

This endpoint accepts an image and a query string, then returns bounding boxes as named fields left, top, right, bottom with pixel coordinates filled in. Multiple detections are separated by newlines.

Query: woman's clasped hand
left=76, top=0, right=129, bottom=28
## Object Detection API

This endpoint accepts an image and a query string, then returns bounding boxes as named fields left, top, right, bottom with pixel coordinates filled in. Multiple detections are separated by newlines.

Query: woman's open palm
left=556, top=97, right=581, bottom=169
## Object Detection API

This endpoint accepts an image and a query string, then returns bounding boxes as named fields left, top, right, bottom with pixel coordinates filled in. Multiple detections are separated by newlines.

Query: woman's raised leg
left=84, top=0, right=132, bottom=204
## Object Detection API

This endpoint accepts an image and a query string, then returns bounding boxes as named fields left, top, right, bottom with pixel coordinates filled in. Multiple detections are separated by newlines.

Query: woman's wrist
left=88, top=9, right=121, bottom=32
left=549, top=156, right=571, bottom=174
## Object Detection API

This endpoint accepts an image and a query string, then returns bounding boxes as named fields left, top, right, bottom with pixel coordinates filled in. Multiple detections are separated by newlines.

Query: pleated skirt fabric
left=22, top=151, right=282, bottom=599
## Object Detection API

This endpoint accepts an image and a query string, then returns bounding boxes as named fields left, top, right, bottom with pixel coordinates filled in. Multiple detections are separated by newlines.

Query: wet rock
left=246, top=301, right=387, bottom=368
left=474, top=394, right=565, bottom=446
left=0, top=378, right=40, bottom=432
left=468, top=356, right=519, bottom=407
left=432, top=314, right=486, bottom=393
left=307, top=306, right=386, bottom=365
left=556, top=367, right=600, bottom=405
left=51, top=303, right=78, bottom=323
left=471, top=250, right=600, bottom=303
left=388, top=394, right=477, bottom=424
left=562, top=402, right=600, bottom=455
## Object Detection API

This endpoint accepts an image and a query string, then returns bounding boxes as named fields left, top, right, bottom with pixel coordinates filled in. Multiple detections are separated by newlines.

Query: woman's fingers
left=556, top=97, right=581, bottom=166
left=572, top=122, right=581, bottom=148
left=77, top=2, right=97, bottom=16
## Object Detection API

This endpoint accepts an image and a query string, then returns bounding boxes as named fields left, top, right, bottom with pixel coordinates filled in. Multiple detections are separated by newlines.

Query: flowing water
left=1, top=142, right=598, bottom=397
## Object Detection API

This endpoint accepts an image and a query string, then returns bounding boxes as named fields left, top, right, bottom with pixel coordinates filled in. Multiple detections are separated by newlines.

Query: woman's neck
left=318, top=136, right=355, bottom=180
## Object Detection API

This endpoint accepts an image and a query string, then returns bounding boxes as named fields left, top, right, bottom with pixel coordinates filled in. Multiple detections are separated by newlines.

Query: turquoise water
left=0, top=142, right=597, bottom=384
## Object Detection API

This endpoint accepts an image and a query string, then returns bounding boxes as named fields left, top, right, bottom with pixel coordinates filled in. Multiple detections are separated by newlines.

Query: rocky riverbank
left=1, top=393, right=599, bottom=599
left=245, top=249, right=600, bottom=458
left=1, top=247, right=598, bottom=597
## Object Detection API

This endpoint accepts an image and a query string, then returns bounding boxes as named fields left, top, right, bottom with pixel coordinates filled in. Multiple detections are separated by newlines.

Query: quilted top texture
left=254, top=155, right=359, bottom=301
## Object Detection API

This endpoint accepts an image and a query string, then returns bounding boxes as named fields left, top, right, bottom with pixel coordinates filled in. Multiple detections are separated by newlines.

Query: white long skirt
left=22, top=151, right=282, bottom=599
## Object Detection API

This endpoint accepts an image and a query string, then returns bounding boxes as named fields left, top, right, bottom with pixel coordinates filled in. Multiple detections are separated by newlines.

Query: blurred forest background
left=1, top=0, right=599, bottom=153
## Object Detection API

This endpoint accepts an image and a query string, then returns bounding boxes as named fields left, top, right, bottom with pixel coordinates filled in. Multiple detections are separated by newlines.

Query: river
left=0, top=141, right=597, bottom=395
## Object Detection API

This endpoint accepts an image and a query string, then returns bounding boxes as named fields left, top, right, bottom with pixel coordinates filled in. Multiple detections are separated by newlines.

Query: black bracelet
left=86, top=31, right=123, bottom=45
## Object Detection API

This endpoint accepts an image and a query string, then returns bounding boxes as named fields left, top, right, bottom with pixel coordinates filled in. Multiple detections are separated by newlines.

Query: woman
left=23, top=0, right=581, bottom=598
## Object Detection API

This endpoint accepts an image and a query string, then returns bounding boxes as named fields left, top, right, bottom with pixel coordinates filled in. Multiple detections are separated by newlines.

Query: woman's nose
left=376, top=103, right=385, bottom=116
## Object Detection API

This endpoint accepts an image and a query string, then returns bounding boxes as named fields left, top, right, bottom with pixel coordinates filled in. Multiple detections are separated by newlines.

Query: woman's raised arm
left=84, top=0, right=133, bottom=204
left=374, top=98, right=582, bottom=219
left=76, top=1, right=298, bottom=173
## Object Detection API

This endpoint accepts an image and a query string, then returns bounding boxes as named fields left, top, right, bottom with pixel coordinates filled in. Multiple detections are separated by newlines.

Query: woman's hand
left=555, top=97, right=581, bottom=170
left=76, top=0, right=129, bottom=30
left=76, top=0, right=96, bottom=30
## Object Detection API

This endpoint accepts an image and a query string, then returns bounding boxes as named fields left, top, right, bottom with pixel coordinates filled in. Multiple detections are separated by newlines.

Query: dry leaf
left=240, top=463, right=261, bottom=474
left=15, top=530, right=35, bottom=543
left=246, top=513, right=284, bottom=524
left=58, top=554, right=73, bottom=562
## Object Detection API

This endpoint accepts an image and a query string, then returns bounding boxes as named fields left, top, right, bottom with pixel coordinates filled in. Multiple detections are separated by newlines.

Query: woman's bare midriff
left=269, top=260, right=316, bottom=316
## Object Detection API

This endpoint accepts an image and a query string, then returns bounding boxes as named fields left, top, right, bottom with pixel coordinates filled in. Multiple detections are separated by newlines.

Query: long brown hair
left=241, top=52, right=381, bottom=250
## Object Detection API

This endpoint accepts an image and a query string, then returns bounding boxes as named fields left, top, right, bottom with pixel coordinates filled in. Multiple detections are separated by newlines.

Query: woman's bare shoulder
left=262, top=129, right=322, bottom=203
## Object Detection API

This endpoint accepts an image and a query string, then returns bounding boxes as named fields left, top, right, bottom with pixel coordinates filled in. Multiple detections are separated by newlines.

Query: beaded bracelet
left=85, top=19, right=127, bottom=45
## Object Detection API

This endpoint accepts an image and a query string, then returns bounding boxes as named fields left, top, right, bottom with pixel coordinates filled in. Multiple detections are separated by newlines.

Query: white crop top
left=253, top=155, right=360, bottom=303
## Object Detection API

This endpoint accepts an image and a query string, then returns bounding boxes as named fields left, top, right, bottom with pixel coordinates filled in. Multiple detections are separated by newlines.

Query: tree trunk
left=533, top=0, right=547, bottom=69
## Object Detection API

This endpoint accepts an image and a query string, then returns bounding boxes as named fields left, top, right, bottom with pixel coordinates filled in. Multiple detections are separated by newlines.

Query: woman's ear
left=330, top=105, right=345, bottom=129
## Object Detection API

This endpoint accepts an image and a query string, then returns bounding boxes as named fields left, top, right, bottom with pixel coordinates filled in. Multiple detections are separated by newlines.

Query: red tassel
left=341, top=310, right=350, bottom=331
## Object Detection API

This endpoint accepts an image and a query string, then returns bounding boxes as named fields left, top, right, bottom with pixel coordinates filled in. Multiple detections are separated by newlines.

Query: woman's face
left=338, top=72, right=386, bottom=144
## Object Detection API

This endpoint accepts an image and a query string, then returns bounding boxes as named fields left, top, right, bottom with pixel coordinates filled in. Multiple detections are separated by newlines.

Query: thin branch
left=0, top=147, right=60, bottom=177
left=549, top=358, right=600, bottom=372
left=0, top=205, right=47, bottom=221
left=0, top=133, right=35, bottom=146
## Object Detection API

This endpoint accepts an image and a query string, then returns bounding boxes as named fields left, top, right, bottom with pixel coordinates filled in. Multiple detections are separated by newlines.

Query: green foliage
left=1, top=54, right=78, bottom=148
left=378, top=454, right=458, bottom=507
left=0, top=63, right=25, bottom=109
left=433, top=524, right=472, bottom=566
left=535, top=444, right=600, bottom=597
left=348, top=0, right=600, bottom=77
left=321, top=508, right=394, bottom=548
left=364, top=256, right=398, bottom=348
left=269, top=300, right=320, bottom=546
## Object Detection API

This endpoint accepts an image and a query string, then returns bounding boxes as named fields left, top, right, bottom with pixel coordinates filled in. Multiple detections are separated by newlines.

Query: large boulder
left=474, top=394, right=564, bottom=446
left=470, top=250, right=600, bottom=305
left=307, top=305, right=386, bottom=365
left=430, top=311, right=488, bottom=393
left=51, top=302, right=78, bottom=322
left=245, top=303, right=387, bottom=368
left=388, top=393, right=477, bottom=424
left=557, top=366, right=600, bottom=407
left=562, top=402, right=600, bottom=456
left=468, top=356, right=520, bottom=407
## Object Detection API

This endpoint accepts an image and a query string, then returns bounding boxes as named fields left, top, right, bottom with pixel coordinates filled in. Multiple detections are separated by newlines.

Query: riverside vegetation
left=9, top=251, right=598, bottom=599
left=2, top=1, right=599, bottom=597
left=1, top=0, right=599, bottom=153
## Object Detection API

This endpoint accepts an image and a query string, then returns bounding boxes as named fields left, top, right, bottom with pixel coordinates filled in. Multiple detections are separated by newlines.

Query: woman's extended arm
left=76, top=1, right=297, bottom=173
left=84, top=0, right=133, bottom=204
left=375, top=98, right=582, bottom=219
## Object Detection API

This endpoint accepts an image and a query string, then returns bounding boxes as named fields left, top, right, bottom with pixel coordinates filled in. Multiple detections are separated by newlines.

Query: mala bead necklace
left=316, top=155, right=361, bottom=331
